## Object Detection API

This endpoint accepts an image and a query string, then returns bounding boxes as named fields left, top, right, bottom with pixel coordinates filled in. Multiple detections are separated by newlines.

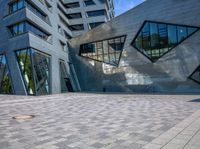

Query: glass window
left=18, top=22, right=25, bottom=34
left=16, top=48, right=51, bottom=95
left=67, top=13, right=82, bottom=19
left=25, top=0, right=47, bottom=22
left=9, top=0, right=25, bottom=14
left=87, top=10, right=105, bottom=17
left=177, top=26, right=187, bottom=42
left=0, top=55, right=13, bottom=94
left=79, top=35, right=126, bottom=66
left=18, top=0, right=24, bottom=9
left=187, top=27, right=198, bottom=35
left=132, top=21, right=199, bottom=62
left=168, top=25, right=177, bottom=48
left=84, top=0, right=95, bottom=6
left=10, top=21, right=50, bottom=40
left=64, top=2, right=80, bottom=8
left=59, top=61, right=74, bottom=93
left=69, top=24, right=84, bottom=31
left=89, top=22, right=104, bottom=29
left=150, top=23, right=159, bottom=49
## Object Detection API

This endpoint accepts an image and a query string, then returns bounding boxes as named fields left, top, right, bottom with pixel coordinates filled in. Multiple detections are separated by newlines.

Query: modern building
left=69, top=0, right=200, bottom=93
left=0, top=0, right=114, bottom=95
left=0, top=0, right=200, bottom=95
left=63, top=0, right=115, bottom=37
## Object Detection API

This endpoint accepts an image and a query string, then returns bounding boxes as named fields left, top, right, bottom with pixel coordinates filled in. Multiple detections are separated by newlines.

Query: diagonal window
left=79, top=35, right=126, bottom=66
left=131, top=21, right=199, bottom=62
left=16, top=48, right=51, bottom=95
left=0, top=54, right=13, bottom=94
left=189, top=65, right=200, bottom=84
left=60, top=60, right=73, bottom=93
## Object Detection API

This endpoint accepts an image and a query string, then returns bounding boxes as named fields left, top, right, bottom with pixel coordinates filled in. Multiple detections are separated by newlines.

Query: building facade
left=1, top=0, right=200, bottom=95
left=0, top=0, right=114, bottom=95
left=69, top=0, right=200, bottom=93
left=63, top=0, right=114, bottom=37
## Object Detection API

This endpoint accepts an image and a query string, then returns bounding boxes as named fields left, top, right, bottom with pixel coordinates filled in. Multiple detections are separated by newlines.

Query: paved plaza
left=0, top=93, right=200, bottom=149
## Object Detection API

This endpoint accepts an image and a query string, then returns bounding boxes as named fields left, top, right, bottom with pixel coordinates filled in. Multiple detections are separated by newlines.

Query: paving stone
left=0, top=94, right=199, bottom=149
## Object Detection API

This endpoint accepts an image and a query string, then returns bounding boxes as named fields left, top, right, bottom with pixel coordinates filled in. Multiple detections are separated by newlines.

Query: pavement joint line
left=182, top=121, right=200, bottom=149
left=0, top=94, right=200, bottom=149
left=159, top=110, right=200, bottom=148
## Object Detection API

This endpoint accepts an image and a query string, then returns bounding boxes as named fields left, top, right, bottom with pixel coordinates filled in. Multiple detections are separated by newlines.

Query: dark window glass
left=84, top=0, right=95, bottom=6
left=89, top=22, right=104, bottom=29
left=69, top=24, right=84, bottom=31
left=9, top=0, right=48, bottom=23
left=18, top=0, right=24, bottom=9
left=16, top=48, right=50, bottom=95
left=150, top=23, right=159, bottom=49
left=0, top=55, right=13, bottom=94
left=187, top=27, right=198, bottom=35
left=79, top=35, right=126, bottom=66
left=9, top=0, right=25, bottom=14
left=9, top=21, right=50, bottom=40
left=67, top=13, right=82, bottom=19
left=64, top=2, right=80, bottom=8
left=132, top=21, right=199, bottom=62
left=177, top=26, right=187, bottom=42
left=60, top=61, right=74, bottom=93
left=25, top=0, right=47, bottom=22
left=168, top=25, right=177, bottom=48
left=87, top=10, right=105, bottom=17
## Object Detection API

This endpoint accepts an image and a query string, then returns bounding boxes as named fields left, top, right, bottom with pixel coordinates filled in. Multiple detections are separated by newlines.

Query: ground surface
left=0, top=93, right=200, bottom=149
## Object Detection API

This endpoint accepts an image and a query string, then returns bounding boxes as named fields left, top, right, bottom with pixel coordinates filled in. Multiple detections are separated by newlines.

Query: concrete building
left=69, top=0, right=200, bottom=93
left=0, top=0, right=200, bottom=95
left=0, top=0, right=114, bottom=95
left=62, top=0, right=115, bottom=37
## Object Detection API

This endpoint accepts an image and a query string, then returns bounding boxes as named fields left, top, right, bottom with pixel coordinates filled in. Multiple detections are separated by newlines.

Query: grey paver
left=0, top=93, right=200, bottom=149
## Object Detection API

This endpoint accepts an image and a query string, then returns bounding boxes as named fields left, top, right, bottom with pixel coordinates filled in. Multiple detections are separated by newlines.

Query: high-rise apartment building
left=62, top=0, right=115, bottom=36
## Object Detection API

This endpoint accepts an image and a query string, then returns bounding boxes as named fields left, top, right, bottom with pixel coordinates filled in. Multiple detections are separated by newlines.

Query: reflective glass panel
left=0, top=55, right=13, bottom=94
left=60, top=61, right=73, bottom=92
left=16, top=48, right=50, bottom=95
left=79, top=35, right=126, bottom=66
left=132, top=21, right=199, bottom=62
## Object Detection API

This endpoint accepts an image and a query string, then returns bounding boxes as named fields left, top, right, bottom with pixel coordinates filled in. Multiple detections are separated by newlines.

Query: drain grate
left=12, top=115, right=35, bottom=120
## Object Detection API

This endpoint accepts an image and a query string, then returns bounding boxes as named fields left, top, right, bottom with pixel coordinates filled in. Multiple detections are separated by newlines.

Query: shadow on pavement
left=188, top=98, right=200, bottom=102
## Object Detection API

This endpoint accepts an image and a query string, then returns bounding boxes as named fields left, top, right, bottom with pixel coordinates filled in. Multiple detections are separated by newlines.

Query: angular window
left=0, top=55, right=13, bottom=94
left=87, top=10, right=106, bottom=17
left=132, top=21, right=199, bottom=62
left=79, top=35, right=126, bottom=66
left=89, top=22, right=104, bottom=29
left=60, top=60, right=73, bottom=93
left=16, top=48, right=50, bottom=95
left=9, top=21, right=50, bottom=40
left=84, top=0, right=95, bottom=6
left=189, top=65, right=200, bottom=84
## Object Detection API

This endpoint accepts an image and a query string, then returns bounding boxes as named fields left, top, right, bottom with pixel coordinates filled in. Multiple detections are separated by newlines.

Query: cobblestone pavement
left=0, top=93, right=200, bottom=149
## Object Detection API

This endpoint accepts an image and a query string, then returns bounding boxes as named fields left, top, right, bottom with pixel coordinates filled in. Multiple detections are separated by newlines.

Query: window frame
left=131, top=20, right=200, bottom=63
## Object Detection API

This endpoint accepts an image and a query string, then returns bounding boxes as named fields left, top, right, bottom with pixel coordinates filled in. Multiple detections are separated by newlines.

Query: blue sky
left=114, top=0, right=145, bottom=16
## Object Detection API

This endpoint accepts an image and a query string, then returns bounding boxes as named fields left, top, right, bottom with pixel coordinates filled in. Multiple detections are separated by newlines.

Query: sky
left=114, top=0, right=145, bottom=16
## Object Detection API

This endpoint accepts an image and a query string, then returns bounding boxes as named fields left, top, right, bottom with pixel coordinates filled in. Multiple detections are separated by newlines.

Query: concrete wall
left=69, top=0, right=200, bottom=93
